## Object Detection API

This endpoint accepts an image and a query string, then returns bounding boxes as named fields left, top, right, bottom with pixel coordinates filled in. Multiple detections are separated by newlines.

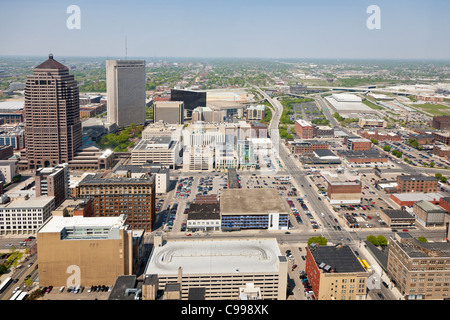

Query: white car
left=13, top=287, right=20, bottom=293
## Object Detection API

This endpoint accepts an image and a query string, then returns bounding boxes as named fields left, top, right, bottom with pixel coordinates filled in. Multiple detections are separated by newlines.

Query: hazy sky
left=0, top=0, right=449, bottom=59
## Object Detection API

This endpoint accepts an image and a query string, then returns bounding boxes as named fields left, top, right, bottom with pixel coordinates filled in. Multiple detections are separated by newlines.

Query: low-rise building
left=131, top=137, right=180, bottom=168
left=327, top=180, right=362, bottom=205
left=186, top=202, right=220, bottom=232
left=379, top=209, right=416, bottom=229
left=397, top=175, right=439, bottom=194
left=358, top=118, right=387, bottom=128
left=413, top=200, right=447, bottom=227
left=220, top=188, right=289, bottom=230
left=305, top=244, right=369, bottom=300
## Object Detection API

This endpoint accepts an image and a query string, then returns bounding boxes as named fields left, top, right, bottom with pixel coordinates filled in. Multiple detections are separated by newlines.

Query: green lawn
left=411, top=103, right=450, bottom=116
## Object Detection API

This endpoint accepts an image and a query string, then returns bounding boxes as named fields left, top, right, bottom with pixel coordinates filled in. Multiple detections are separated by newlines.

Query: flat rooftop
left=220, top=188, right=287, bottom=215
left=0, top=196, right=55, bottom=209
left=398, top=239, right=450, bottom=258
left=308, top=245, right=366, bottom=274
left=38, top=215, right=127, bottom=233
left=78, top=173, right=155, bottom=185
left=145, top=238, right=282, bottom=275
left=382, top=209, right=415, bottom=219
left=392, top=192, right=445, bottom=203
left=398, top=175, right=438, bottom=182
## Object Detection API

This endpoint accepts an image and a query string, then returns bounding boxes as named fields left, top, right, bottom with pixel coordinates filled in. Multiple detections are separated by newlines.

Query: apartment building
left=387, top=233, right=450, bottom=300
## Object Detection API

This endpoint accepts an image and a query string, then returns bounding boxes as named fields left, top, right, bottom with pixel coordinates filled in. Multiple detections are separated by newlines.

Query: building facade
left=145, top=237, right=288, bottom=300
left=37, top=215, right=138, bottom=287
left=24, top=54, right=82, bottom=169
left=305, top=244, right=369, bottom=300
left=35, top=163, right=70, bottom=208
left=397, top=175, right=439, bottom=193
left=77, top=174, right=156, bottom=232
left=295, top=120, right=314, bottom=139
left=387, top=234, right=450, bottom=300
left=0, top=196, right=55, bottom=235
left=106, top=60, right=146, bottom=127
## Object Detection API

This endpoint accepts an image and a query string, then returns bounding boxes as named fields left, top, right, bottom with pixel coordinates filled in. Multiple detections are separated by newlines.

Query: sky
left=0, top=0, right=449, bottom=60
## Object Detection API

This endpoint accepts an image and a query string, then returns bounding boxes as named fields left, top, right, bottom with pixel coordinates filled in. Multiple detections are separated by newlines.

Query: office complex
left=24, top=54, right=82, bottom=169
left=153, top=101, right=184, bottom=124
left=37, top=215, right=141, bottom=287
left=170, top=89, right=206, bottom=117
left=106, top=60, right=146, bottom=127
left=305, top=244, right=369, bottom=300
left=145, top=237, right=288, bottom=300
left=0, top=196, right=55, bottom=235
left=387, top=233, right=450, bottom=300
left=131, top=137, right=180, bottom=168
left=77, top=174, right=156, bottom=232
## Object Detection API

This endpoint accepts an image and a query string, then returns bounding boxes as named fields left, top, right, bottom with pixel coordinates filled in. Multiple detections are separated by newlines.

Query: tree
left=429, top=161, right=435, bottom=168
left=435, top=173, right=443, bottom=179
left=383, top=145, right=391, bottom=152
left=307, top=236, right=327, bottom=246
left=367, top=235, right=378, bottom=246
left=376, top=235, right=388, bottom=246
left=440, top=176, right=447, bottom=183
left=417, top=236, right=428, bottom=243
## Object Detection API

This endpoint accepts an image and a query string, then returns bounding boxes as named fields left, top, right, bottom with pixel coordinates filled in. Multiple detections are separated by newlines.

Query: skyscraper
left=24, top=54, right=82, bottom=169
left=106, top=60, right=146, bottom=127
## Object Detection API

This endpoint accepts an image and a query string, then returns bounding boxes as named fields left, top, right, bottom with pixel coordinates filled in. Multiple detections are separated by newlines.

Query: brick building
left=397, top=175, right=439, bottom=193
left=295, top=119, right=314, bottom=139
left=77, top=174, right=156, bottom=232
left=305, top=244, right=369, bottom=300
left=287, top=140, right=329, bottom=155
left=432, top=116, right=450, bottom=130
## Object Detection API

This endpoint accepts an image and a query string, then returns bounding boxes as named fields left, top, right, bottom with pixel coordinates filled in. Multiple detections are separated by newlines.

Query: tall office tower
left=24, top=54, right=82, bottom=169
left=106, top=60, right=146, bottom=127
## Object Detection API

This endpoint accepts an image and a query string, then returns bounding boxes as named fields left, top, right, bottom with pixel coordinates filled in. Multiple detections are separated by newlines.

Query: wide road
left=254, top=88, right=447, bottom=244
